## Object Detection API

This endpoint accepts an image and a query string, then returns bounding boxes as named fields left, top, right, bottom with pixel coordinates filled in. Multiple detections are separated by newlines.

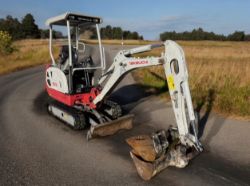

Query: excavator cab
left=46, top=12, right=106, bottom=94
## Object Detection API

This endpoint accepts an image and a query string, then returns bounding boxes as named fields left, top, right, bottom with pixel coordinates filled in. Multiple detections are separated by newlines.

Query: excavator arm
left=91, top=41, right=203, bottom=180
left=93, top=40, right=202, bottom=151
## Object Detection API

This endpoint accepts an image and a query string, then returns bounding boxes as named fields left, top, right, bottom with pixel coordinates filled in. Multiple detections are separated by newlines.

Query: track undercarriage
left=47, top=99, right=134, bottom=139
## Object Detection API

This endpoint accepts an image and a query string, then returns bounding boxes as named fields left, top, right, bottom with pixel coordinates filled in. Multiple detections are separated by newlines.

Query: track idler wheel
left=126, top=129, right=200, bottom=180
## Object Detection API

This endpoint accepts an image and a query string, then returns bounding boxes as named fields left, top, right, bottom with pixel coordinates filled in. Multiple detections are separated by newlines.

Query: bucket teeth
left=87, top=114, right=134, bottom=140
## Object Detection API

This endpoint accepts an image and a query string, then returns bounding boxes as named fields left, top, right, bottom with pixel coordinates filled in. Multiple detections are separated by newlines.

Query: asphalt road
left=0, top=45, right=250, bottom=186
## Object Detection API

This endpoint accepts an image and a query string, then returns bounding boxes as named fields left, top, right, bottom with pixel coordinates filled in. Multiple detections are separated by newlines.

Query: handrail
left=49, top=26, right=56, bottom=65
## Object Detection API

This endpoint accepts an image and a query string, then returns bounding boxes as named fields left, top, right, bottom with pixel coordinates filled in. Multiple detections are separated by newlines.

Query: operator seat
left=72, top=55, right=96, bottom=93
left=58, top=45, right=96, bottom=93
left=81, top=56, right=95, bottom=72
left=58, top=45, right=78, bottom=72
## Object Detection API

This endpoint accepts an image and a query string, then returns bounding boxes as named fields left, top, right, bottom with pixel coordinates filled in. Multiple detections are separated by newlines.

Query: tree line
left=0, top=14, right=63, bottom=40
left=160, top=28, right=250, bottom=41
left=1, top=13, right=250, bottom=42
left=0, top=14, right=143, bottom=41
left=100, top=25, right=143, bottom=40
left=85, top=25, right=143, bottom=40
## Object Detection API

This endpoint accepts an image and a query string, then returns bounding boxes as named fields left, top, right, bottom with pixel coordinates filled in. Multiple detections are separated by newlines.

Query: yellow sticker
left=167, top=75, right=175, bottom=91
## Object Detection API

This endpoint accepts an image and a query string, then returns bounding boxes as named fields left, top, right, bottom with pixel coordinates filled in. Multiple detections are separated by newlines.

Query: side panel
left=46, top=86, right=74, bottom=106
left=46, top=84, right=99, bottom=108
left=46, top=67, right=69, bottom=93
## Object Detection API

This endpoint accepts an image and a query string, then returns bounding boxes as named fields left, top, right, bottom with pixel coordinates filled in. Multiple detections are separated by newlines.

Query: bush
left=0, top=31, right=13, bottom=54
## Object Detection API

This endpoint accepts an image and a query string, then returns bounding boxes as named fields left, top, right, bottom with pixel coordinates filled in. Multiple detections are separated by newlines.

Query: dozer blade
left=87, top=114, right=134, bottom=140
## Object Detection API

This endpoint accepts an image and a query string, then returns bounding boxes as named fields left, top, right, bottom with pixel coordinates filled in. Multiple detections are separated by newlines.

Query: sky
left=0, top=0, right=249, bottom=39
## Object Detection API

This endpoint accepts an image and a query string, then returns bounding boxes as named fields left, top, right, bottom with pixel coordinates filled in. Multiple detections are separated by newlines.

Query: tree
left=131, top=32, right=139, bottom=39
left=0, top=31, right=14, bottom=54
left=122, top=31, right=130, bottom=39
left=160, top=28, right=229, bottom=41
left=245, top=34, right=250, bottom=41
left=40, top=29, right=63, bottom=39
left=113, top=27, right=122, bottom=39
left=54, top=31, right=63, bottom=39
left=105, top=25, right=113, bottom=39
left=40, top=29, right=49, bottom=39
left=228, top=31, right=245, bottom=41
left=98, top=26, right=143, bottom=40
left=21, top=13, right=40, bottom=38
left=0, top=15, right=23, bottom=39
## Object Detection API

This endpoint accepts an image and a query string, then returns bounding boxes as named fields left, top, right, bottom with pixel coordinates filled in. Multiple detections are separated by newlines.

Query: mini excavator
left=45, top=12, right=203, bottom=180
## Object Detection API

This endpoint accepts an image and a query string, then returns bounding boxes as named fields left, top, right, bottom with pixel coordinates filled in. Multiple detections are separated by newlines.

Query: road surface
left=0, top=45, right=249, bottom=185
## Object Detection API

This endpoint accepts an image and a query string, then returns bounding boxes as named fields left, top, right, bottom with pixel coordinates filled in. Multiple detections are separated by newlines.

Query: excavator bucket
left=126, top=135, right=158, bottom=162
left=126, top=129, right=201, bottom=180
left=87, top=114, right=134, bottom=140
left=130, top=151, right=156, bottom=181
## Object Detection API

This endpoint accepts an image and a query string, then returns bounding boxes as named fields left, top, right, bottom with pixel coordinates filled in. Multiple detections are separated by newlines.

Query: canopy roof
left=46, top=12, right=102, bottom=27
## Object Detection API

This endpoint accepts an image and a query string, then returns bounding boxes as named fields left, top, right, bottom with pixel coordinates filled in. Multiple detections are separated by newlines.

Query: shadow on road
left=194, top=88, right=226, bottom=146
left=33, top=90, right=51, bottom=116
left=109, top=84, right=148, bottom=106
left=195, top=89, right=215, bottom=139
left=110, top=70, right=169, bottom=114
left=109, top=83, right=169, bottom=115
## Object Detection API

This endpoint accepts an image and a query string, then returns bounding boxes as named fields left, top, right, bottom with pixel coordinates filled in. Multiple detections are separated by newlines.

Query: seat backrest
left=59, top=45, right=78, bottom=65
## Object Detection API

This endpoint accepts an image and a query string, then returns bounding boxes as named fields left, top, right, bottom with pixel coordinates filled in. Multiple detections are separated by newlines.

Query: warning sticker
left=167, top=75, right=175, bottom=91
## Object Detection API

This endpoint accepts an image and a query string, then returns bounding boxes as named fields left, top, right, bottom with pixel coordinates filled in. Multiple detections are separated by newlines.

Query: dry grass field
left=83, top=39, right=153, bottom=45
left=133, top=41, right=250, bottom=119
left=0, top=39, right=249, bottom=118
left=0, top=39, right=151, bottom=75
left=0, top=39, right=148, bottom=75
left=0, top=39, right=59, bottom=74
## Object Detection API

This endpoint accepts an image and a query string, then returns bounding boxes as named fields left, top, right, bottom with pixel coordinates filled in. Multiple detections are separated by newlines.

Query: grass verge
left=82, top=39, right=156, bottom=45
left=0, top=39, right=59, bottom=75
left=0, top=39, right=151, bottom=75
left=132, top=41, right=250, bottom=119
